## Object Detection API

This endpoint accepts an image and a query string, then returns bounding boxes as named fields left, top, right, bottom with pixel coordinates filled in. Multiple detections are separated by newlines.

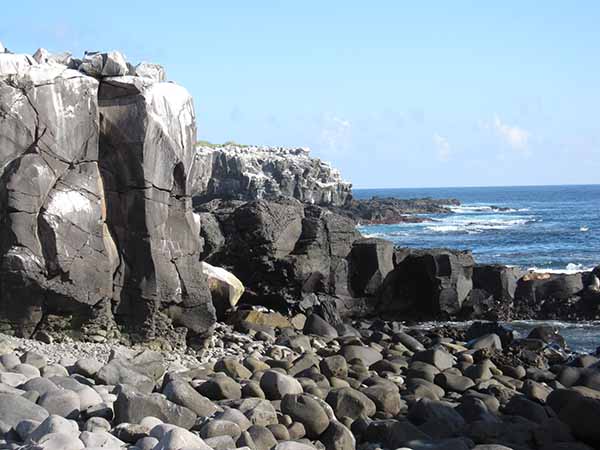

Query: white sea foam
left=425, top=217, right=533, bottom=234
left=450, top=204, right=530, bottom=214
left=360, top=232, right=387, bottom=239
left=528, top=263, right=594, bottom=274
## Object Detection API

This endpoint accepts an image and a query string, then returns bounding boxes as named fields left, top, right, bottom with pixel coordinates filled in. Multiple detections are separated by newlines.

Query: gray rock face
left=0, top=52, right=215, bottom=344
left=0, top=64, right=118, bottom=337
left=98, top=75, right=215, bottom=340
left=190, top=145, right=352, bottom=207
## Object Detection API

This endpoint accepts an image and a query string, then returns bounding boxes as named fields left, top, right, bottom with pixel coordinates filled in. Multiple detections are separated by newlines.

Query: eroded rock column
left=98, top=76, right=215, bottom=342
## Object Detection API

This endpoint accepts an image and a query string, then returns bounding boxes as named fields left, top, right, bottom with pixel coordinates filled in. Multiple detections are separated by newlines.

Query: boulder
left=281, top=394, right=331, bottom=438
left=79, top=50, right=128, bottom=77
left=548, top=389, right=600, bottom=446
left=135, top=62, right=166, bottom=81
left=340, top=345, right=383, bottom=366
left=38, top=390, right=81, bottom=419
left=0, top=393, right=49, bottom=427
left=153, top=428, right=212, bottom=450
left=325, top=387, right=376, bottom=420
left=413, top=348, right=456, bottom=371
left=320, top=421, right=355, bottom=450
left=348, top=238, right=394, bottom=296
left=163, top=379, right=218, bottom=417
left=198, top=373, right=242, bottom=400
left=303, top=313, right=338, bottom=338
left=114, top=388, right=197, bottom=429
left=362, top=383, right=403, bottom=415
left=260, top=370, right=303, bottom=400
left=96, top=350, right=164, bottom=393
left=515, top=272, right=584, bottom=304
left=473, top=264, right=523, bottom=302
left=202, top=262, right=245, bottom=319
left=379, top=248, right=474, bottom=318
left=527, top=326, right=566, bottom=348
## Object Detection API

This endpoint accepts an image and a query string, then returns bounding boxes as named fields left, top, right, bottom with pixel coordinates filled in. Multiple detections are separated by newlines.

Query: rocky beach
left=1, top=44, right=600, bottom=450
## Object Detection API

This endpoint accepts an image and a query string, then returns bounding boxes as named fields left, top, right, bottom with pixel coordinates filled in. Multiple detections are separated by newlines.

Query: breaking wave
left=425, top=217, right=534, bottom=234
left=528, top=263, right=594, bottom=274
left=449, top=205, right=530, bottom=214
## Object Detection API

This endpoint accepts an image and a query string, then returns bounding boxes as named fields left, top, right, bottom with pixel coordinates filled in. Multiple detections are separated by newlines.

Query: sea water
left=354, top=184, right=600, bottom=352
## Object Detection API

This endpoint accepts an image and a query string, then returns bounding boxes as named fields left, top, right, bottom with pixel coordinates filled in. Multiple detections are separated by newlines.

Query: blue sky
left=3, top=1, right=600, bottom=188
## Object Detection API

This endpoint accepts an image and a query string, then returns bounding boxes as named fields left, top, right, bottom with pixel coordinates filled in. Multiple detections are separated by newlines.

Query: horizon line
left=353, top=182, right=600, bottom=190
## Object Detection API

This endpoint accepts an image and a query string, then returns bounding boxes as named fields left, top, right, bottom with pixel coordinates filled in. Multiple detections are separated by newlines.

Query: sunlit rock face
left=191, top=145, right=352, bottom=207
left=98, top=76, right=214, bottom=340
left=0, top=49, right=215, bottom=345
left=0, top=64, right=118, bottom=336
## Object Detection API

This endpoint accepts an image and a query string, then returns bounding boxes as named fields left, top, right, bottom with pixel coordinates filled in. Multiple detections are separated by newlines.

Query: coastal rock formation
left=378, top=248, right=474, bottom=318
left=0, top=63, right=117, bottom=337
left=0, top=48, right=214, bottom=345
left=197, top=198, right=360, bottom=312
left=347, top=238, right=394, bottom=297
left=190, top=145, right=352, bottom=207
left=331, top=196, right=460, bottom=224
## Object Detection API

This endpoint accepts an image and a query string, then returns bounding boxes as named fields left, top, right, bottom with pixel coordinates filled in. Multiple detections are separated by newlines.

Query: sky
left=2, top=1, right=600, bottom=188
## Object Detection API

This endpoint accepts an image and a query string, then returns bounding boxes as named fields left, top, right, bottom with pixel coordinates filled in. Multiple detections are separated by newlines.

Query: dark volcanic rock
left=473, top=264, right=524, bottom=303
left=332, top=196, right=459, bottom=225
left=515, top=272, right=584, bottom=304
left=379, top=248, right=474, bottom=318
left=200, top=198, right=360, bottom=312
left=348, top=238, right=394, bottom=297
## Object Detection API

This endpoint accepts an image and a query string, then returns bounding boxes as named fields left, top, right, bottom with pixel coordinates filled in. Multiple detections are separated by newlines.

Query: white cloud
left=319, top=115, right=352, bottom=153
left=433, top=133, right=451, bottom=161
left=491, top=115, right=530, bottom=151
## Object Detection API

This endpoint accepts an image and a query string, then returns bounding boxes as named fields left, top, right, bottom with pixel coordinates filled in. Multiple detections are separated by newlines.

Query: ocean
left=354, top=184, right=600, bottom=353
left=354, top=184, right=600, bottom=272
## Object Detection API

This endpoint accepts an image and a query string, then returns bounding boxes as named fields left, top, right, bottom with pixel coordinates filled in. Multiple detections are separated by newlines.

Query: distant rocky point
left=332, top=196, right=460, bottom=225
left=191, top=143, right=352, bottom=207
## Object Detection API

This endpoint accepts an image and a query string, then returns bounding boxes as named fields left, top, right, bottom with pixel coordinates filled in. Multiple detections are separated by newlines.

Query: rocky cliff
left=190, top=145, right=352, bottom=207
left=0, top=47, right=214, bottom=347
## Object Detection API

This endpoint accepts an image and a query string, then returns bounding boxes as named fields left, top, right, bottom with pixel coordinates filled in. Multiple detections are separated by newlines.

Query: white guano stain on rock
left=46, top=190, right=93, bottom=217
